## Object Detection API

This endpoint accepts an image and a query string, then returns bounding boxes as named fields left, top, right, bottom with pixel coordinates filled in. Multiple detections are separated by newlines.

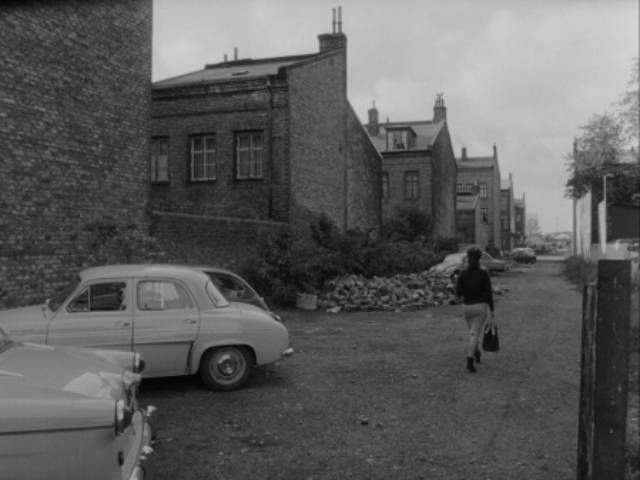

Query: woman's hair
left=467, top=247, right=482, bottom=268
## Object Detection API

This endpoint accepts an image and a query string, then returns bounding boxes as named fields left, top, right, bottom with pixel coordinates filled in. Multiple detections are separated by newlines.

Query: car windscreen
left=49, top=275, right=82, bottom=311
left=205, top=279, right=230, bottom=308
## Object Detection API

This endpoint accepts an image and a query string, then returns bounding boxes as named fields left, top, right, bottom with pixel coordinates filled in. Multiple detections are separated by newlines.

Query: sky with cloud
left=152, top=0, right=638, bottom=234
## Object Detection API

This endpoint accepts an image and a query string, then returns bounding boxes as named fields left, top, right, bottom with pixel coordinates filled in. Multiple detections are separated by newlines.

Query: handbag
left=482, top=323, right=500, bottom=352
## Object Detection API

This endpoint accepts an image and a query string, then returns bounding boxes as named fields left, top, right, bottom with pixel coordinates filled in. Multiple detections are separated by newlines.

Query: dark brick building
left=0, top=0, right=152, bottom=307
left=514, top=194, right=526, bottom=246
left=365, top=94, right=457, bottom=240
left=456, top=146, right=502, bottom=249
left=500, top=173, right=515, bottom=251
left=149, top=22, right=382, bottom=267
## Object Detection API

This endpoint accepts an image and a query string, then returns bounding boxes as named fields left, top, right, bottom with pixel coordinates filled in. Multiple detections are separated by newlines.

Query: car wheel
left=199, top=346, right=253, bottom=391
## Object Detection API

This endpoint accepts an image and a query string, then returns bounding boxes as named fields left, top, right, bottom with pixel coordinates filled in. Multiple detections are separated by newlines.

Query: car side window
left=137, top=281, right=194, bottom=311
left=67, top=282, right=127, bottom=312
left=211, top=274, right=247, bottom=300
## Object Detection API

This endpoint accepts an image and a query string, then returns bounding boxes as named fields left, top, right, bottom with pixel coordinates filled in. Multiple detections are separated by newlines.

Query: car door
left=46, top=279, right=133, bottom=351
left=132, top=278, right=200, bottom=377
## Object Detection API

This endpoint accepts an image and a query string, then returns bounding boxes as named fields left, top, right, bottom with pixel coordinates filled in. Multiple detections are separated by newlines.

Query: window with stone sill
left=235, top=131, right=263, bottom=180
left=150, top=138, right=169, bottom=183
left=404, top=171, right=419, bottom=200
left=190, top=134, right=216, bottom=182
left=479, top=182, right=488, bottom=198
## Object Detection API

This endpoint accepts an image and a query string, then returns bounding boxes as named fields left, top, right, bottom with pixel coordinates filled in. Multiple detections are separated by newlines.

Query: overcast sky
left=152, top=0, right=638, bottom=234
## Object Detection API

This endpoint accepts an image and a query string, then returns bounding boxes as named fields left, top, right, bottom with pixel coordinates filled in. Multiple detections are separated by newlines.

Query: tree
left=525, top=213, right=541, bottom=238
left=615, top=57, right=639, bottom=147
left=565, top=113, right=625, bottom=199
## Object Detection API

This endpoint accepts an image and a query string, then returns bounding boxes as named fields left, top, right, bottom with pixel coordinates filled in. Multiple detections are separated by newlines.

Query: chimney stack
left=234, top=47, right=238, bottom=61
left=493, top=143, right=498, bottom=159
left=461, top=147, right=467, bottom=160
left=367, top=101, right=379, bottom=136
left=433, top=92, right=446, bottom=122
left=318, top=6, right=347, bottom=53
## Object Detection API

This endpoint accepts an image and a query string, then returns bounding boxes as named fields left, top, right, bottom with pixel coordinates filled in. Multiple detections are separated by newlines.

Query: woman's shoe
left=466, top=357, right=476, bottom=373
left=474, top=350, right=481, bottom=364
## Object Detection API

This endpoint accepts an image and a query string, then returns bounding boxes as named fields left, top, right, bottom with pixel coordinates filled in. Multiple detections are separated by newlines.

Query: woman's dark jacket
left=456, top=266, right=494, bottom=311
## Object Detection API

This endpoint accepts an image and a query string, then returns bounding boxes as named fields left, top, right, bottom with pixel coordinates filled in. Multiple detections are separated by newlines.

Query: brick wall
left=150, top=211, right=287, bottom=270
left=381, top=152, right=433, bottom=222
left=287, top=50, right=349, bottom=233
left=346, top=103, right=382, bottom=233
left=151, top=79, right=291, bottom=223
left=430, top=123, right=457, bottom=238
left=0, top=0, right=152, bottom=307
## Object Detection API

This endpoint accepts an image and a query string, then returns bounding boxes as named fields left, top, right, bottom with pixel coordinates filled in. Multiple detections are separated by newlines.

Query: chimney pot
left=367, top=101, right=379, bottom=136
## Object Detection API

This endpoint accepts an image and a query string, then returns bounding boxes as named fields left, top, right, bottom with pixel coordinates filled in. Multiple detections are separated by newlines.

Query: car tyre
left=199, top=346, right=253, bottom=391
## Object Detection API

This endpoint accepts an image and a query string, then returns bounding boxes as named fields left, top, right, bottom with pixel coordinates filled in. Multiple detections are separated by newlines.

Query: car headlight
left=133, top=352, right=145, bottom=374
left=115, top=399, right=133, bottom=435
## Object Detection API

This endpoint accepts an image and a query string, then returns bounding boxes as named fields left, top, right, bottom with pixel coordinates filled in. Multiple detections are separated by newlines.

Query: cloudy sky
left=152, top=0, right=638, bottom=234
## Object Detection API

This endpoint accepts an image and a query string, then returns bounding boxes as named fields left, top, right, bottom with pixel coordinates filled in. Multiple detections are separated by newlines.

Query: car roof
left=80, top=264, right=211, bottom=281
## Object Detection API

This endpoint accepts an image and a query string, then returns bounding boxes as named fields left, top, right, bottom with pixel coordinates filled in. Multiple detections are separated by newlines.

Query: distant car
left=430, top=250, right=510, bottom=279
left=512, top=247, right=537, bottom=264
left=0, top=264, right=293, bottom=391
left=0, top=327, right=155, bottom=480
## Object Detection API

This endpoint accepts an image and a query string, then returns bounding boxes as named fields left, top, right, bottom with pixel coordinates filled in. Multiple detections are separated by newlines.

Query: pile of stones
left=317, top=271, right=506, bottom=312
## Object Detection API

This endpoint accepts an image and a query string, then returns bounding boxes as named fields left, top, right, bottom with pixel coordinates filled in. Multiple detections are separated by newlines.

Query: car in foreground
left=511, top=247, right=537, bottom=264
left=429, top=250, right=510, bottom=279
left=0, top=327, right=155, bottom=480
left=0, top=264, right=292, bottom=391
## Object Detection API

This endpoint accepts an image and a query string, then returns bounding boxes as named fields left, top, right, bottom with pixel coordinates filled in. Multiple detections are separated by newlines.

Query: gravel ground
left=140, top=261, right=637, bottom=480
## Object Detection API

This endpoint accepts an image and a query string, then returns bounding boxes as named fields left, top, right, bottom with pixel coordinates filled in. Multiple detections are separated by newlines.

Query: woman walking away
left=456, top=247, right=495, bottom=373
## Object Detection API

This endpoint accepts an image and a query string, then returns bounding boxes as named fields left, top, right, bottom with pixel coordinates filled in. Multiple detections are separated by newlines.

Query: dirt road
left=142, top=260, right=583, bottom=479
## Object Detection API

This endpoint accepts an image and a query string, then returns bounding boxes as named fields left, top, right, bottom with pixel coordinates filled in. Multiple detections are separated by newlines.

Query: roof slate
left=457, top=156, right=496, bottom=169
left=153, top=54, right=317, bottom=88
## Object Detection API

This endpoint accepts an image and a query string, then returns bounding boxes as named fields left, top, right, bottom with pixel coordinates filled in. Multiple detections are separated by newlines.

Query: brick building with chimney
left=149, top=11, right=382, bottom=267
left=364, top=95, right=457, bottom=240
left=456, top=146, right=502, bottom=249
left=0, top=0, right=152, bottom=307
left=500, top=173, right=516, bottom=251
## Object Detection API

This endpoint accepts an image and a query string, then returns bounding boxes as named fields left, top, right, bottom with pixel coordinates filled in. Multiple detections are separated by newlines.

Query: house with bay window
left=149, top=19, right=382, bottom=267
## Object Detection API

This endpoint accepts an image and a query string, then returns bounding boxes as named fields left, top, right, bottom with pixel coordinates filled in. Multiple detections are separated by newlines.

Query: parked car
left=430, top=250, right=510, bottom=279
left=429, top=252, right=467, bottom=280
left=0, top=327, right=155, bottom=480
left=194, top=266, right=278, bottom=318
left=0, top=264, right=293, bottom=391
left=511, top=247, right=537, bottom=264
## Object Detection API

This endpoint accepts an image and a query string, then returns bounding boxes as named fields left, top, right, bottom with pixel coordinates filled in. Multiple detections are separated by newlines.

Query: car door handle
left=116, top=320, right=131, bottom=328
left=184, top=318, right=198, bottom=325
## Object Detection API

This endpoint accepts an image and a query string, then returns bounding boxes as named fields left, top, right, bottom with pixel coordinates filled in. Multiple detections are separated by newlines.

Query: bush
left=382, top=206, right=432, bottom=243
left=242, top=215, right=442, bottom=305
left=563, top=255, right=596, bottom=288
left=83, top=220, right=161, bottom=265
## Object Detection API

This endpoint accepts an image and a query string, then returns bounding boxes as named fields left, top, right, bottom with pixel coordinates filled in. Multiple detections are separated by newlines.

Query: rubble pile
left=317, top=271, right=506, bottom=312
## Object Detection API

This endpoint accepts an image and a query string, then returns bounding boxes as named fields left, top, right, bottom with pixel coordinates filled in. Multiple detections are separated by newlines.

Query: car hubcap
left=212, top=351, right=245, bottom=381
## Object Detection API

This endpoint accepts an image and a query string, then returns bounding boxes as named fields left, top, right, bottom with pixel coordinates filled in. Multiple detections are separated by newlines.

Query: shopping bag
left=482, top=323, right=500, bottom=352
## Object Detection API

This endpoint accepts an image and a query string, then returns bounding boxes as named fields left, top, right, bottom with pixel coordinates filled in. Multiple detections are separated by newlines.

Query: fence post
left=593, top=260, right=631, bottom=479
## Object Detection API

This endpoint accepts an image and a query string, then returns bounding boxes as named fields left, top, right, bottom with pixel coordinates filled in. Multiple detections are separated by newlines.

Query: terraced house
left=150, top=15, right=382, bottom=267
left=364, top=94, right=457, bottom=240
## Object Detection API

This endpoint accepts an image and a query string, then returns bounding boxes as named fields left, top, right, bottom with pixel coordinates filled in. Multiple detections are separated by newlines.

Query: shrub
left=83, top=220, right=161, bottom=266
left=382, top=206, right=432, bottom=243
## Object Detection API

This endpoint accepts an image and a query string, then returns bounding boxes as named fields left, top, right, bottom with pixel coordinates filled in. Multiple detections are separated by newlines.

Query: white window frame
left=150, top=138, right=169, bottom=183
left=235, top=132, right=263, bottom=180
left=190, top=134, right=216, bottom=182
left=404, top=171, right=419, bottom=200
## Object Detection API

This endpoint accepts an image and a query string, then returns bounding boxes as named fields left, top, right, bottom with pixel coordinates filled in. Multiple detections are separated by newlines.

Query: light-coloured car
left=0, top=327, right=155, bottom=480
left=429, top=251, right=510, bottom=279
left=511, top=247, right=537, bottom=264
left=0, top=264, right=293, bottom=391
